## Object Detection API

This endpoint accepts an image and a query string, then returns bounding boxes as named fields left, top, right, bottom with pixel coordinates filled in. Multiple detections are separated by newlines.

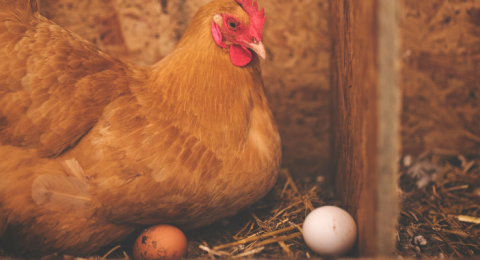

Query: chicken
left=0, top=0, right=281, bottom=257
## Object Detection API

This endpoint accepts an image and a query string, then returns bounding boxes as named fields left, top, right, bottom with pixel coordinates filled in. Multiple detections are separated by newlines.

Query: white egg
left=303, top=206, right=357, bottom=256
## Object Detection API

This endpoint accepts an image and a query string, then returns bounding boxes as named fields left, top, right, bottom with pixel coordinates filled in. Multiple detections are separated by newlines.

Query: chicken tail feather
left=31, top=174, right=91, bottom=218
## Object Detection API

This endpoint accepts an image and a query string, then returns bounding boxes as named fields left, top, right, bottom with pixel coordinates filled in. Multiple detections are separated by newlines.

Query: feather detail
left=31, top=174, right=91, bottom=217
left=62, top=159, right=87, bottom=180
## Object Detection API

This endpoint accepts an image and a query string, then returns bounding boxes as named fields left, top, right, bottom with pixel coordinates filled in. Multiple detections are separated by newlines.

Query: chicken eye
left=227, top=20, right=238, bottom=31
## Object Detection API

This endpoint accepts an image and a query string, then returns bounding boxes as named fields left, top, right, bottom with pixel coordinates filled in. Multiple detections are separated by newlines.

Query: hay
left=397, top=149, right=480, bottom=258
left=185, top=169, right=340, bottom=259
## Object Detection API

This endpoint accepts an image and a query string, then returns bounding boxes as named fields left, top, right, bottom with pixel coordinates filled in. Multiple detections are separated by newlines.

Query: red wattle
left=230, top=45, right=252, bottom=67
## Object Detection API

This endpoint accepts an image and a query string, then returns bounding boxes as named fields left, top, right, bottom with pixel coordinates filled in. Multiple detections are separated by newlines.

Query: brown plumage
left=0, top=0, right=281, bottom=257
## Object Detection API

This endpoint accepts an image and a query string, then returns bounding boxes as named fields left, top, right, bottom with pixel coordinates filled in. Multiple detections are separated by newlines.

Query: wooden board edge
left=376, top=0, right=401, bottom=256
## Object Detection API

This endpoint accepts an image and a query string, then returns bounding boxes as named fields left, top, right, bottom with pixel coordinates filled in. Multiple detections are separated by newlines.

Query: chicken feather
left=0, top=0, right=281, bottom=257
left=31, top=174, right=91, bottom=216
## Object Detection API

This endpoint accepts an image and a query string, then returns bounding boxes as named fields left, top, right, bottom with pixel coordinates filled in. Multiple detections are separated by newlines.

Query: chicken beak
left=245, top=41, right=266, bottom=60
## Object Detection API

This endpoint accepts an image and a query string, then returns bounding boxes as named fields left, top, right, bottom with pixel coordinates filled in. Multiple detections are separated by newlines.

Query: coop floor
left=397, top=150, right=480, bottom=258
left=2, top=151, right=479, bottom=260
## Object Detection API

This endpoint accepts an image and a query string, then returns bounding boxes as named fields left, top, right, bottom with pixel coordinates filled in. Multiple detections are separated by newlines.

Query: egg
left=133, top=224, right=188, bottom=260
left=303, top=206, right=357, bottom=256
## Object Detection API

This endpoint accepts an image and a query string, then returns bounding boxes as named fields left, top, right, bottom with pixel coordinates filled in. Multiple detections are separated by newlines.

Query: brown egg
left=133, top=225, right=187, bottom=260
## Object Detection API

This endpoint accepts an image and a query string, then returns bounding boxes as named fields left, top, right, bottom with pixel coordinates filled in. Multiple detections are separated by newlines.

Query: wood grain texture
left=401, top=0, right=480, bottom=156
left=38, top=0, right=332, bottom=179
left=331, top=0, right=400, bottom=256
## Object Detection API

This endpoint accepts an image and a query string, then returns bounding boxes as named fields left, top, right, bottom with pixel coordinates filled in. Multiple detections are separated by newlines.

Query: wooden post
left=330, top=0, right=400, bottom=256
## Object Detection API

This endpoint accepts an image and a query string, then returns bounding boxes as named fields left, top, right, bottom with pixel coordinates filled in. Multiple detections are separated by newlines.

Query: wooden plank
left=330, top=0, right=400, bottom=256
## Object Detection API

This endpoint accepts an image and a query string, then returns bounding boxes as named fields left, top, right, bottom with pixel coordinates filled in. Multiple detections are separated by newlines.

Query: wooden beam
left=330, top=0, right=400, bottom=256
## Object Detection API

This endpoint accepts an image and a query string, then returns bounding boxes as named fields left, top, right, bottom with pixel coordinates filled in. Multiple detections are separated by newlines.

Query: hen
left=0, top=0, right=281, bottom=257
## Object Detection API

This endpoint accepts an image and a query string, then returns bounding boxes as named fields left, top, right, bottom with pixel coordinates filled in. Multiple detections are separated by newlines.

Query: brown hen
left=0, top=0, right=281, bottom=256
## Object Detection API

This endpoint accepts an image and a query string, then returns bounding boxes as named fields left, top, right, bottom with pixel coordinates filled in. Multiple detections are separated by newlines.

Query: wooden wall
left=331, top=0, right=400, bottom=256
left=38, top=0, right=332, bottom=179
left=401, top=0, right=480, bottom=156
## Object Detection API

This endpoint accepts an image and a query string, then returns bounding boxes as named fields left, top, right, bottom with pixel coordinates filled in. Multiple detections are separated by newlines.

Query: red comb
left=235, top=0, right=266, bottom=41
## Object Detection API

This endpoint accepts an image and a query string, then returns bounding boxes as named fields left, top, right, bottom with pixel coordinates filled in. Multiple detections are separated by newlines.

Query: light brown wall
left=401, top=0, right=480, bottom=156
left=39, top=0, right=332, bottom=179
